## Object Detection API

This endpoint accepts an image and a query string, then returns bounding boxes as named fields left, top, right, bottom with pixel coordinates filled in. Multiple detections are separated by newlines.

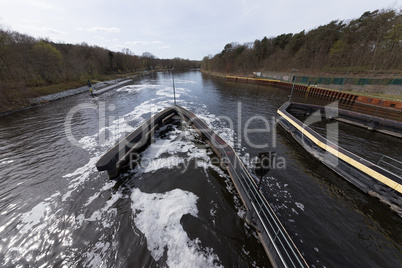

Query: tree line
left=0, top=27, right=200, bottom=90
left=201, top=8, right=401, bottom=76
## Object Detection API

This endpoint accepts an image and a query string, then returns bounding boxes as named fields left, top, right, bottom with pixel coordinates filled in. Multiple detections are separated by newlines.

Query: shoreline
left=0, top=76, right=136, bottom=118
left=0, top=69, right=191, bottom=117
left=201, top=69, right=402, bottom=102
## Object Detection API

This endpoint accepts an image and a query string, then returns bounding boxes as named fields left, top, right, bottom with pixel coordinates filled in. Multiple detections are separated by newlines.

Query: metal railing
left=377, top=155, right=402, bottom=179
left=177, top=105, right=308, bottom=267
left=223, top=149, right=308, bottom=267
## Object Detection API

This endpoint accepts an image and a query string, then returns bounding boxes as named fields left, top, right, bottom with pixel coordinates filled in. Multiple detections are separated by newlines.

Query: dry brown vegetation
left=0, top=29, right=200, bottom=112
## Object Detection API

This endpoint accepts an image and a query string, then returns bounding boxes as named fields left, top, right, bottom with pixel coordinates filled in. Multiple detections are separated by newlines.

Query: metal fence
left=221, top=147, right=309, bottom=267
left=377, top=155, right=402, bottom=179
left=293, top=76, right=402, bottom=86
left=237, top=170, right=308, bottom=267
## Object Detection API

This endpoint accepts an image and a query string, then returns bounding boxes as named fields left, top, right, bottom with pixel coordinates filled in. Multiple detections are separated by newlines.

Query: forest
left=201, top=9, right=401, bottom=76
left=0, top=26, right=200, bottom=110
left=0, top=29, right=200, bottom=88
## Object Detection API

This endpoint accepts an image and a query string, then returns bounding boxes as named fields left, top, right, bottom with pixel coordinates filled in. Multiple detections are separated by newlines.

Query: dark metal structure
left=276, top=102, right=402, bottom=217
left=96, top=105, right=309, bottom=268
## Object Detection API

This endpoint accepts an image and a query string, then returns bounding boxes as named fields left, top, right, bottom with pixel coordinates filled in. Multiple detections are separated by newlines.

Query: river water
left=0, top=71, right=401, bottom=267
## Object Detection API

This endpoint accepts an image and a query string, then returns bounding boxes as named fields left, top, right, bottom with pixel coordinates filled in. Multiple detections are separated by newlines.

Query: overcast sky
left=0, top=0, right=400, bottom=60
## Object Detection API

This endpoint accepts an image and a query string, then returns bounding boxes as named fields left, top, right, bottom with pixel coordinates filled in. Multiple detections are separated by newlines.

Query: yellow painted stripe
left=278, top=109, right=402, bottom=194
left=226, top=76, right=280, bottom=83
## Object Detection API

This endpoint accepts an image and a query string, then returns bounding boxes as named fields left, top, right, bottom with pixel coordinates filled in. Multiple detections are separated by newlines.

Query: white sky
left=0, top=0, right=400, bottom=60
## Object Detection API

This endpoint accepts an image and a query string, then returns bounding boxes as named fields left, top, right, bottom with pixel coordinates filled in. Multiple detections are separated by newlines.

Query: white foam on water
left=1, top=95, right=165, bottom=266
left=156, top=86, right=189, bottom=98
left=1, top=77, right=247, bottom=267
left=84, top=181, right=116, bottom=207
left=84, top=239, right=113, bottom=268
left=117, top=84, right=159, bottom=93
left=209, top=201, right=218, bottom=225
left=134, top=125, right=213, bottom=175
left=295, top=202, right=305, bottom=212
left=18, top=202, right=48, bottom=235
left=1, top=80, right=181, bottom=267
left=173, top=79, right=197, bottom=84
left=86, top=190, right=122, bottom=228
left=124, top=110, right=249, bottom=267
left=61, top=93, right=174, bottom=199
left=131, top=188, right=222, bottom=268
left=62, top=156, right=99, bottom=201
left=196, top=113, right=235, bottom=148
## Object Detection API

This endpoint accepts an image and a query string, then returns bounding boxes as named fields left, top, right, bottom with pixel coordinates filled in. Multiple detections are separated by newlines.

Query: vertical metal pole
left=288, top=68, right=298, bottom=103
left=289, top=82, right=295, bottom=103
left=340, top=66, right=351, bottom=91
left=257, top=174, right=263, bottom=191
left=172, top=68, right=176, bottom=105
left=377, top=155, right=385, bottom=166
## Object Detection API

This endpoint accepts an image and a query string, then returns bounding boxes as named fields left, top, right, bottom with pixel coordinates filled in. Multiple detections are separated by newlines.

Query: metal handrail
left=377, top=155, right=402, bottom=178
left=241, top=173, right=304, bottom=267
left=223, top=149, right=306, bottom=267
left=176, top=105, right=308, bottom=267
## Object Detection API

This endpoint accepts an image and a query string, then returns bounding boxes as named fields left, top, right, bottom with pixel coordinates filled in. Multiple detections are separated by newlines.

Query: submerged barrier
left=276, top=102, right=402, bottom=217
left=226, top=76, right=402, bottom=111
left=92, top=79, right=133, bottom=96
left=96, top=105, right=309, bottom=267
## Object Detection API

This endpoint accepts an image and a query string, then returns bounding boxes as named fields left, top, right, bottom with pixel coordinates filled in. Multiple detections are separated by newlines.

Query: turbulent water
left=0, top=71, right=401, bottom=267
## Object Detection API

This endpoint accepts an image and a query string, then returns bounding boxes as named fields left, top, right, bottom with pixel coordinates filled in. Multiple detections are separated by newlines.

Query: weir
left=92, top=79, right=133, bottom=96
left=96, top=105, right=309, bottom=268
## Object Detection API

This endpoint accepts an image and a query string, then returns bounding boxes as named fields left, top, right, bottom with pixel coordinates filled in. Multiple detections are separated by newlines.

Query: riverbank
left=0, top=73, right=139, bottom=116
left=1, top=71, right=400, bottom=267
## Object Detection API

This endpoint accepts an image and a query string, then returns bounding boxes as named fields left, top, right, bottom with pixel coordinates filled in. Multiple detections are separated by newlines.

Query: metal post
left=377, top=155, right=385, bottom=166
left=257, top=174, right=264, bottom=191
left=340, top=66, right=351, bottom=91
left=255, top=152, right=276, bottom=192
left=172, top=68, right=176, bottom=105
left=288, top=68, right=298, bottom=103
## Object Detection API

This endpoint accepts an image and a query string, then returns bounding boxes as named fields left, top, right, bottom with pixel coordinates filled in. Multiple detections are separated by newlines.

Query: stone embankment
left=29, top=78, right=129, bottom=104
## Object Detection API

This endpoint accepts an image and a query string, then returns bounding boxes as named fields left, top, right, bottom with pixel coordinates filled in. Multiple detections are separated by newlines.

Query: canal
left=0, top=71, right=400, bottom=267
